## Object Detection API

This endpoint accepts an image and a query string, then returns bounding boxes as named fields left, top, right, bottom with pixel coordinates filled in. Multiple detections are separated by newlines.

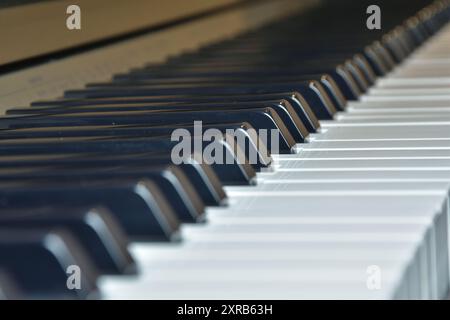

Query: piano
left=0, top=0, right=450, bottom=300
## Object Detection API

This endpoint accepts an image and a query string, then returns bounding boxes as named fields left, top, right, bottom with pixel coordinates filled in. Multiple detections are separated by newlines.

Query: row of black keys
left=0, top=0, right=448, bottom=299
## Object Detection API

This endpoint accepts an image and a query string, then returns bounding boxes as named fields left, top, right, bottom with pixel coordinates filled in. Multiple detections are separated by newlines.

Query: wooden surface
left=0, top=0, right=318, bottom=111
left=0, top=0, right=242, bottom=66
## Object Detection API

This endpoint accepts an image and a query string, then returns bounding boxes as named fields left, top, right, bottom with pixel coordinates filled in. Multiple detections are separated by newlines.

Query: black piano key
left=0, top=228, right=99, bottom=299
left=210, top=159, right=256, bottom=185
left=7, top=100, right=309, bottom=145
left=0, top=137, right=257, bottom=185
left=0, top=270, right=21, bottom=299
left=353, top=53, right=377, bottom=84
left=0, top=152, right=227, bottom=206
left=189, top=159, right=227, bottom=204
left=0, top=126, right=276, bottom=170
left=0, top=135, right=181, bottom=157
left=113, top=66, right=359, bottom=102
left=0, top=179, right=180, bottom=241
left=82, top=153, right=228, bottom=205
left=371, top=41, right=397, bottom=70
left=91, top=68, right=358, bottom=104
left=0, top=164, right=214, bottom=223
left=109, top=73, right=348, bottom=112
left=63, top=83, right=336, bottom=119
left=343, top=60, right=369, bottom=92
left=0, top=206, right=135, bottom=275
left=381, top=33, right=407, bottom=63
left=0, top=131, right=263, bottom=180
left=362, top=45, right=389, bottom=76
left=0, top=109, right=295, bottom=153
left=28, top=92, right=321, bottom=134
left=405, top=17, right=428, bottom=45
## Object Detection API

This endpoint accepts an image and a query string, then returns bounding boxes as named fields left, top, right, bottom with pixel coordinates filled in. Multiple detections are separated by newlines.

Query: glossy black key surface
left=1, top=121, right=272, bottom=164
left=79, top=101, right=303, bottom=143
left=63, top=82, right=336, bottom=119
left=0, top=109, right=296, bottom=152
left=55, top=164, right=206, bottom=223
left=0, top=132, right=260, bottom=182
left=7, top=100, right=309, bottom=144
left=0, top=179, right=180, bottom=241
left=0, top=164, right=223, bottom=224
left=106, top=73, right=348, bottom=111
left=123, top=65, right=362, bottom=100
left=0, top=206, right=135, bottom=275
left=0, top=152, right=227, bottom=206
left=0, top=270, right=21, bottom=299
left=28, top=92, right=320, bottom=133
left=0, top=137, right=257, bottom=185
left=101, top=69, right=356, bottom=104
left=0, top=228, right=99, bottom=299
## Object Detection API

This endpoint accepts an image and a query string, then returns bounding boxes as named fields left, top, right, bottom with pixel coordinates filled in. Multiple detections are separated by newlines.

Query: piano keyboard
left=0, top=0, right=449, bottom=300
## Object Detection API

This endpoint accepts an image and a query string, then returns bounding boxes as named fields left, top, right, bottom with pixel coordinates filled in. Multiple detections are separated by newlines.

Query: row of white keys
left=99, top=24, right=450, bottom=300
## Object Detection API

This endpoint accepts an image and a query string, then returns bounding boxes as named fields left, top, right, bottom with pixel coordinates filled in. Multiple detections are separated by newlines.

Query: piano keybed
left=0, top=0, right=450, bottom=299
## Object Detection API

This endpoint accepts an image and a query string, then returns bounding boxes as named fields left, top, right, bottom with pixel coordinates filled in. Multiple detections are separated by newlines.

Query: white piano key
left=300, top=139, right=450, bottom=149
left=390, top=70, right=450, bottom=78
left=377, top=77, right=450, bottom=87
left=258, top=169, right=450, bottom=181
left=336, top=114, right=450, bottom=122
left=99, top=224, right=436, bottom=296
left=100, top=197, right=444, bottom=298
left=320, top=120, right=450, bottom=128
left=369, top=88, right=450, bottom=96
left=347, top=100, right=450, bottom=110
left=275, top=149, right=450, bottom=159
left=347, top=107, right=450, bottom=113
left=361, top=94, right=450, bottom=102
left=100, top=277, right=398, bottom=299
left=223, top=183, right=449, bottom=198
left=206, top=195, right=444, bottom=218
left=276, top=159, right=450, bottom=170
left=311, top=125, right=450, bottom=141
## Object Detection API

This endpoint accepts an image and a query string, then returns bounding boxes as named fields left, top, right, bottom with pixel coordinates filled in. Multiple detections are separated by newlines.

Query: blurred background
left=0, top=0, right=433, bottom=69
